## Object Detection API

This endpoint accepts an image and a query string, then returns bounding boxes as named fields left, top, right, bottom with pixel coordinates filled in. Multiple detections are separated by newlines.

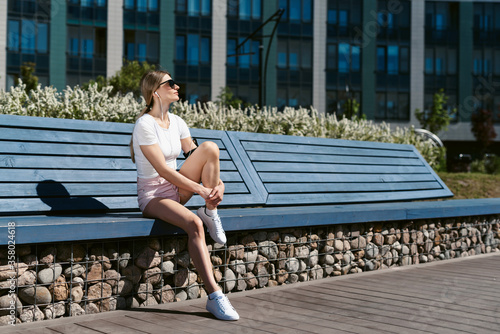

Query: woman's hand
left=206, top=183, right=224, bottom=207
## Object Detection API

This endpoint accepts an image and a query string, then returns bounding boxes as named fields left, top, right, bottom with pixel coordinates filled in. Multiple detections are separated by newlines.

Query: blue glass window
left=70, top=38, right=79, bottom=56
left=435, top=13, right=444, bottom=30
left=149, top=0, right=158, bottom=11
left=81, top=39, right=94, bottom=59
left=21, top=20, right=36, bottom=54
left=227, top=39, right=236, bottom=65
left=278, top=40, right=287, bottom=68
left=176, top=0, right=186, bottom=12
left=240, top=0, right=251, bottom=20
left=328, top=10, right=337, bottom=24
left=187, top=34, right=199, bottom=65
left=96, top=0, right=107, bottom=7
left=137, top=43, right=146, bottom=61
left=377, top=47, right=386, bottom=71
left=138, top=0, right=147, bottom=12
left=338, top=43, right=349, bottom=73
left=252, top=0, right=261, bottom=19
left=176, top=35, right=186, bottom=60
left=201, top=37, right=210, bottom=63
left=125, top=0, right=134, bottom=10
left=387, top=45, right=398, bottom=74
left=81, top=0, right=92, bottom=7
left=435, top=58, right=443, bottom=75
left=289, top=0, right=300, bottom=21
left=188, top=0, right=200, bottom=16
left=339, top=10, right=348, bottom=27
left=37, top=23, right=48, bottom=53
left=238, top=38, right=250, bottom=68
left=201, top=0, right=211, bottom=16
left=351, top=45, right=360, bottom=72
left=7, top=20, right=19, bottom=51
left=302, top=0, right=311, bottom=22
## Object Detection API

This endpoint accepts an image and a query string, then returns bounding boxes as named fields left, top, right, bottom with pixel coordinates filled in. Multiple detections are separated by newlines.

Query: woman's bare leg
left=143, top=198, right=220, bottom=294
left=178, top=141, right=220, bottom=209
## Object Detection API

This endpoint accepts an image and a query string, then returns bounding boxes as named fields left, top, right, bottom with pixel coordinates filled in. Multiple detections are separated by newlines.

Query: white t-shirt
left=133, top=113, right=191, bottom=179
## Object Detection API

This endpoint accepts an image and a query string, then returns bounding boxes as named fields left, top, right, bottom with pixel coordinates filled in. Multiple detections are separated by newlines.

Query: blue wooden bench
left=1, top=114, right=499, bottom=245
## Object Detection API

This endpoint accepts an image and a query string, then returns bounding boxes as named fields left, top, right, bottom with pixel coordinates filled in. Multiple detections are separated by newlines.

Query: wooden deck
left=4, top=252, right=500, bottom=334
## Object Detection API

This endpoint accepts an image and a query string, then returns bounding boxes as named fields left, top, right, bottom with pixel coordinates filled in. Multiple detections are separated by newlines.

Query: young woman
left=130, top=70, right=239, bottom=321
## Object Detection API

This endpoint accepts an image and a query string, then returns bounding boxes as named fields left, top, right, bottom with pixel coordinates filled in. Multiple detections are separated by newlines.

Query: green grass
left=437, top=172, right=500, bottom=199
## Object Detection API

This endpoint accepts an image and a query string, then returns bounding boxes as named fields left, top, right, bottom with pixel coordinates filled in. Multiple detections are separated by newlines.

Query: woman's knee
left=199, top=141, right=219, bottom=158
left=186, top=216, right=205, bottom=238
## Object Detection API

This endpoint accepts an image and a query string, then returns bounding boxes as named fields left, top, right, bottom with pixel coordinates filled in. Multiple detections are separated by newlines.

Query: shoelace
left=215, top=295, right=235, bottom=312
left=212, top=214, right=225, bottom=234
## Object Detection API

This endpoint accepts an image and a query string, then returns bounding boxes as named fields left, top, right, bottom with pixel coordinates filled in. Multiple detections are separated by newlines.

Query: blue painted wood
left=3, top=198, right=499, bottom=245
left=0, top=115, right=264, bottom=214
left=227, top=131, right=454, bottom=205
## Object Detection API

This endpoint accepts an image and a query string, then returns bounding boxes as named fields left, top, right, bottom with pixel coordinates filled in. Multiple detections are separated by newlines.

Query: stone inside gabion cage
left=0, top=215, right=499, bottom=325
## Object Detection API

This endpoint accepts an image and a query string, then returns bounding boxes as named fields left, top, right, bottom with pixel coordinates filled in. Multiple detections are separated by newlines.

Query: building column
left=211, top=0, right=227, bottom=101
left=457, top=1, right=474, bottom=122
left=159, top=1, right=175, bottom=74
left=107, top=0, right=123, bottom=78
left=262, top=1, right=278, bottom=107
left=49, top=0, right=67, bottom=90
left=313, top=0, right=327, bottom=114
left=0, top=0, right=7, bottom=90
left=361, top=0, right=377, bottom=120
left=410, top=0, right=425, bottom=126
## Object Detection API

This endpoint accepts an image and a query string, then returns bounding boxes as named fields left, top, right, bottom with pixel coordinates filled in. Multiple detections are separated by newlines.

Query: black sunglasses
left=158, top=79, right=178, bottom=89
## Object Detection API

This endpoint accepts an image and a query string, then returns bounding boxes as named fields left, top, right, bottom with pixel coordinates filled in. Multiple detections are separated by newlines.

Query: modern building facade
left=1, top=0, right=499, bottom=149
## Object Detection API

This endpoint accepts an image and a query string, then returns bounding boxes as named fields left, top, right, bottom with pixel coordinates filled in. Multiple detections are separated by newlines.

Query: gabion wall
left=1, top=215, right=499, bottom=326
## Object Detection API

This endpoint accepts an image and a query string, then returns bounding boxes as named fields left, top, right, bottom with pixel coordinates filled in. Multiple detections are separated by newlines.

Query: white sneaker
left=197, top=207, right=227, bottom=244
left=206, top=294, right=240, bottom=321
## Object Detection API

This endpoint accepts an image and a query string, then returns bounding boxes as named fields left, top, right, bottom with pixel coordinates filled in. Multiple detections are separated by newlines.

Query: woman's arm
left=139, top=143, right=212, bottom=199
left=181, top=137, right=197, bottom=155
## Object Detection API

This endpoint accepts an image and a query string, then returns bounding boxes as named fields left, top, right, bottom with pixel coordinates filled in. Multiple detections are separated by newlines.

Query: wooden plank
left=0, top=170, right=242, bottom=183
left=242, top=140, right=415, bottom=156
left=0, top=127, right=131, bottom=145
left=247, top=151, right=424, bottom=166
left=259, top=172, right=437, bottom=183
left=0, top=114, right=134, bottom=133
left=0, top=182, right=248, bottom=198
left=253, top=162, right=429, bottom=174
left=0, top=141, right=232, bottom=161
left=266, top=189, right=453, bottom=205
left=0, top=141, right=131, bottom=157
left=0, top=155, right=236, bottom=171
left=265, top=181, right=442, bottom=193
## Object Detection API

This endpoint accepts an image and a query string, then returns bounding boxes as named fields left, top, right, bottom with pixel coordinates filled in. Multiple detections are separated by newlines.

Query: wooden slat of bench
left=0, top=155, right=236, bottom=170
left=0, top=169, right=243, bottom=183
left=242, top=141, right=416, bottom=157
left=253, top=162, right=429, bottom=174
left=266, top=189, right=454, bottom=205
left=0, top=141, right=232, bottom=160
left=265, top=181, right=443, bottom=193
left=248, top=151, right=424, bottom=166
left=259, top=172, right=437, bottom=183
left=0, top=182, right=248, bottom=198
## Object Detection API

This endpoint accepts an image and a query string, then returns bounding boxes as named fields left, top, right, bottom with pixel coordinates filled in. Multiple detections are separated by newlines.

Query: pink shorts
left=137, top=175, right=180, bottom=212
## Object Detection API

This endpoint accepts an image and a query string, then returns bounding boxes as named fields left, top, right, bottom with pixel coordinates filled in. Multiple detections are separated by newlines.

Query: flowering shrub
left=0, top=83, right=443, bottom=168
